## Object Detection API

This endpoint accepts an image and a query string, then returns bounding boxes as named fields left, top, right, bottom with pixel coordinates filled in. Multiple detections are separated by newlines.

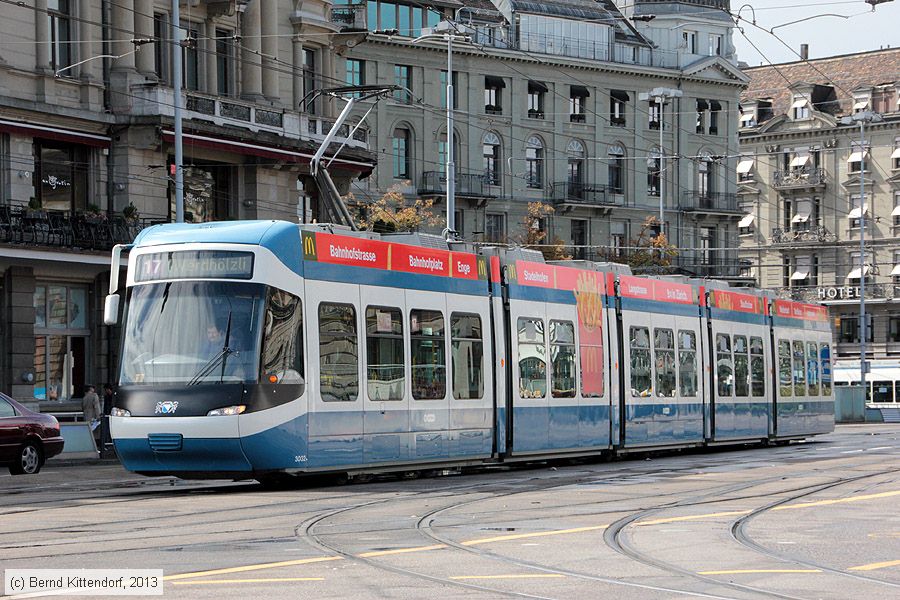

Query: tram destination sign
left=135, top=250, right=254, bottom=282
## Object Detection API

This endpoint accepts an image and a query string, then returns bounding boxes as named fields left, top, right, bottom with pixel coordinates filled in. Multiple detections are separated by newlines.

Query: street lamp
left=840, top=109, right=883, bottom=397
left=639, top=87, right=682, bottom=239
left=412, top=22, right=471, bottom=240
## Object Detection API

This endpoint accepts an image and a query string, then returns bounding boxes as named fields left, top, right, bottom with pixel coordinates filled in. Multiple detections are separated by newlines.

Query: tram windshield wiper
left=188, top=311, right=235, bottom=386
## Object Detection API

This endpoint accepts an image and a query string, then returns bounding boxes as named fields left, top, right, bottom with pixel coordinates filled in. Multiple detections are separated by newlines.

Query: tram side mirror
left=104, top=294, right=120, bottom=326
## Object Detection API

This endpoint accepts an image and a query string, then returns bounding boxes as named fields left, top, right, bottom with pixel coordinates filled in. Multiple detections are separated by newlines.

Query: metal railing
left=331, top=4, right=367, bottom=30
left=771, top=225, right=835, bottom=244
left=773, top=167, right=826, bottom=189
left=418, top=171, right=490, bottom=197
left=0, top=205, right=155, bottom=250
left=548, top=182, right=622, bottom=207
left=680, top=192, right=741, bottom=213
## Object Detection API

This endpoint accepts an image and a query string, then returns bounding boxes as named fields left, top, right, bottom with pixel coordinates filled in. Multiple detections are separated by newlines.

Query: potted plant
left=26, top=197, right=45, bottom=218
left=82, top=203, right=107, bottom=224
left=122, top=203, right=140, bottom=224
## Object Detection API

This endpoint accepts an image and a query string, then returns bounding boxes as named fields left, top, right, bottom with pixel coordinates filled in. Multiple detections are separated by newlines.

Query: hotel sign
left=817, top=286, right=861, bottom=300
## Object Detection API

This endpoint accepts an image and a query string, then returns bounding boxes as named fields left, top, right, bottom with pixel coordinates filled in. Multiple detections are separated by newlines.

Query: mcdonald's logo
left=477, top=258, right=488, bottom=280
left=302, top=232, right=318, bottom=260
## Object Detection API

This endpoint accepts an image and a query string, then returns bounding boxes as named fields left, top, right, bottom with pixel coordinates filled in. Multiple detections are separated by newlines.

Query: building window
left=485, top=212, right=505, bottom=242
left=483, top=132, right=501, bottom=185
left=182, top=24, right=199, bottom=91
left=792, top=198, right=812, bottom=231
left=215, top=29, right=234, bottom=97
left=525, top=136, right=543, bottom=189
left=893, top=137, right=900, bottom=170
left=892, top=250, right=900, bottom=283
left=571, top=219, right=586, bottom=260
left=48, top=0, right=72, bottom=72
left=873, top=88, right=896, bottom=113
left=569, top=86, right=589, bottom=123
left=839, top=315, right=873, bottom=344
left=611, top=222, right=626, bottom=259
left=737, top=156, right=754, bottom=182
left=709, top=34, right=723, bottom=56
left=683, top=30, right=697, bottom=54
left=610, top=90, right=628, bottom=126
left=153, top=13, right=168, bottom=82
left=792, top=97, right=810, bottom=120
left=567, top=140, right=585, bottom=192
left=394, top=64, right=412, bottom=103
left=647, top=148, right=660, bottom=197
left=527, top=81, right=546, bottom=119
left=608, top=144, right=625, bottom=194
left=697, top=156, right=713, bottom=197
left=34, top=141, right=88, bottom=213
left=894, top=191, right=900, bottom=227
left=709, top=101, right=721, bottom=135
left=696, top=99, right=708, bottom=134
left=346, top=58, right=365, bottom=87
left=392, top=128, right=410, bottom=179
left=649, top=100, right=661, bottom=130
left=484, top=76, right=504, bottom=114
left=849, top=194, right=867, bottom=228
left=889, top=316, right=900, bottom=343
left=848, top=251, right=872, bottom=284
left=302, top=48, right=317, bottom=114
left=33, top=283, right=90, bottom=401
left=738, top=211, right=754, bottom=235
left=848, top=142, right=868, bottom=174
left=439, top=70, right=458, bottom=109
left=700, top=227, right=715, bottom=266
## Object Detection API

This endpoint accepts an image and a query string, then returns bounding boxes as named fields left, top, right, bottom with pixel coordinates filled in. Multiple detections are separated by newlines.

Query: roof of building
left=741, top=48, right=900, bottom=116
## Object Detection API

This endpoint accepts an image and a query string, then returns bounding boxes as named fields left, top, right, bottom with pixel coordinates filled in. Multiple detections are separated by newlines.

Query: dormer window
left=791, top=97, right=810, bottom=119
left=853, top=97, right=870, bottom=114
left=739, top=111, right=756, bottom=128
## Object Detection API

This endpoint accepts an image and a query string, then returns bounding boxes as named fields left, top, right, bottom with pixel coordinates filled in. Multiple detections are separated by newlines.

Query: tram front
left=107, top=223, right=308, bottom=479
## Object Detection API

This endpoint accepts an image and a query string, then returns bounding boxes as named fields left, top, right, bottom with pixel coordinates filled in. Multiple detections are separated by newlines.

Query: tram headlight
left=207, top=405, right=246, bottom=417
left=110, top=407, right=131, bottom=417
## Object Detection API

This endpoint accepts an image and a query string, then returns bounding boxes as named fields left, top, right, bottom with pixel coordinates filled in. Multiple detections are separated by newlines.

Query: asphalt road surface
left=2, top=424, right=899, bottom=599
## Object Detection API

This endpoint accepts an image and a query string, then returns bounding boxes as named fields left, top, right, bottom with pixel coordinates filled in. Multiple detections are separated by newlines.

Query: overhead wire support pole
left=172, top=0, right=184, bottom=223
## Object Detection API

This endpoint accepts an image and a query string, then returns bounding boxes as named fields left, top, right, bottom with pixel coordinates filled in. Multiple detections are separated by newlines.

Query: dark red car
left=0, top=393, right=64, bottom=474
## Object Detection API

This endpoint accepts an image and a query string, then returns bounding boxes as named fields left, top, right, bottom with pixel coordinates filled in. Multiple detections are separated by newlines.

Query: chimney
left=800, top=44, right=809, bottom=60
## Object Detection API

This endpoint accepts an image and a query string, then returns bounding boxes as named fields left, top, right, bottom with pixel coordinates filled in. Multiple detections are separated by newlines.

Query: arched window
left=392, top=127, right=411, bottom=179
left=525, top=136, right=544, bottom=189
left=567, top=140, right=585, bottom=188
left=608, top=143, right=625, bottom=194
left=647, top=147, right=661, bottom=197
left=483, top=132, right=501, bottom=185
left=697, top=151, right=714, bottom=199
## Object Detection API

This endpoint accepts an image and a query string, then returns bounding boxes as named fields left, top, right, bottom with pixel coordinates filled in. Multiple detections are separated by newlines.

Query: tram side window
left=451, top=313, right=484, bottom=400
left=820, top=343, right=832, bottom=396
left=365, top=307, right=404, bottom=401
left=778, top=340, right=793, bottom=397
left=518, top=318, right=547, bottom=398
left=550, top=320, right=576, bottom=398
left=319, top=303, right=358, bottom=402
left=733, top=335, right=749, bottom=397
left=654, top=328, right=676, bottom=398
left=792, top=341, right=806, bottom=397
left=630, top=326, right=652, bottom=397
left=261, top=289, right=304, bottom=385
left=410, top=310, right=447, bottom=400
left=750, top=336, right=765, bottom=397
left=677, top=330, right=698, bottom=397
left=806, top=342, right=819, bottom=396
left=716, top=334, right=734, bottom=397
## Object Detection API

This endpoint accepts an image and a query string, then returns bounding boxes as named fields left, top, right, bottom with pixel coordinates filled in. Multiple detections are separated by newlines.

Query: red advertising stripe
left=516, top=261, right=555, bottom=289
left=774, top=300, right=793, bottom=318
left=802, top=303, right=828, bottom=322
left=317, top=233, right=389, bottom=269
left=653, top=280, right=695, bottom=305
left=712, top=289, right=762, bottom=314
left=451, top=252, right=479, bottom=280
left=490, top=256, right=502, bottom=283
left=619, top=275, right=654, bottom=300
left=392, top=245, right=451, bottom=277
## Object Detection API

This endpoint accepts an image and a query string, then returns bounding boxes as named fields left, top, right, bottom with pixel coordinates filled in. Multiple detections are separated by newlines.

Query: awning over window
left=790, top=270, right=809, bottom=281
left=737, top=159, right=755, bottom=174
left=790, top=154, right=810, bottom=168
left=485, top=75, right=505, bottom=89
left=848, top=205, right=867, bottom=219
left=891, top=264, right=900, bottom=277
left=892, top=205, right=900, bottom=217
left=853, top=100, right=869, bottom=110
left=791, top=211, right=810, bottom=223
left=738, top=214, right=754, bottom=228
left=528, top=80, right=548, bottom=93
left=570, top=85, right=590, bottom=97
left=739, top=113, right=755, bottom=123
left=848, top=151, right=866, bottom=163
left=891, top=147, right=900, bottom=159
left=791, top=98, right=808, bottom=109
left=611, top=90, right=629, bottom=102
left=0, top=118, right=111, bottom=148
left=847, top=266, right=871, bottom=279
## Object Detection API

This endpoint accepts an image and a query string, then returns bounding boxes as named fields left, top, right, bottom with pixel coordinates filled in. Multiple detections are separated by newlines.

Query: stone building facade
left=339, top=0, right=747, bottom=275
left=737, top=48, right=900, bottom=397
left=0, top=0, right=373, bottom=406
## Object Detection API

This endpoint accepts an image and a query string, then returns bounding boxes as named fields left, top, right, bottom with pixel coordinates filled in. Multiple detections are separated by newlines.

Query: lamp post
left=840, top=110, right=883, bottom=396
left=639, top=87, right=682, bottom=239
left=413, top=22, right=470, bottom=239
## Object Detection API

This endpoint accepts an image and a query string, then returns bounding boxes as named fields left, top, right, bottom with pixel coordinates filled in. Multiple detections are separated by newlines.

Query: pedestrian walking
left=82, top=385, right=102, bottom=448
left=102, top=384, right=114, bottom=416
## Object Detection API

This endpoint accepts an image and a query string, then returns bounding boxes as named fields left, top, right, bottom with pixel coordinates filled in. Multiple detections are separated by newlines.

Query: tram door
left=361, top=286, right=410, bottom=464
left=305, top=280, right=364, bottom=469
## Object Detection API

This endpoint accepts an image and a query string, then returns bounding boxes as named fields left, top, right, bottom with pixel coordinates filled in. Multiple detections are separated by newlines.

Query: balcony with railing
left=0, top=205, right=155, bottom=252
left=418, top=171, right=493, bottom=198
left=130, top=87, right=368, bottom=150
left=771, top=225, right=836, bottom=245
left=330, top=3, right=367, bottom=31
left=548, top=182, right=623, bottom=209
left=773, top=167, right=826, bottom=190
left=680, top=192, right=742, bottom=214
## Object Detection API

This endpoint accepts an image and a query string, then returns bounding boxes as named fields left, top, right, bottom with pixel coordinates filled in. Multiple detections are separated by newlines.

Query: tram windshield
left=119, top=281, right=265, bottom=385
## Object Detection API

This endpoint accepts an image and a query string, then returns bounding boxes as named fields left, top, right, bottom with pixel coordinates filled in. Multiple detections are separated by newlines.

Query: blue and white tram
left=106, top=221, right=834, bottom=480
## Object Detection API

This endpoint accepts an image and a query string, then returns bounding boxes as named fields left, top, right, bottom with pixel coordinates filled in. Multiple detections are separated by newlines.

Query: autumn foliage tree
left=620, top=216, right=679, bottom=274
left=515, top=202, right=571, bottom=261
left=351, top=182, right=442, bottom=233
